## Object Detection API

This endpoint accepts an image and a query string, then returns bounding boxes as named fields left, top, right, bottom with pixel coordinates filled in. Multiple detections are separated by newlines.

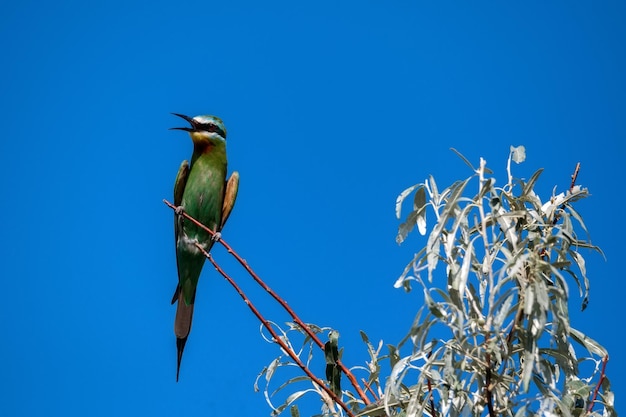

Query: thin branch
left=196, top=243, right=354, bottom=417
left=569, top=162, right=581, bottom=191
left=587, top=355, right=609, bottom=414
left=426, top=350, right=437, bottom=417
left=361, top=378, right=379, bottom=402
left=552, top=162, right=581, bottom=226
left=506, top=304, right=524, bottom=346
left=163, top=199, right=370, bottom=405
left=484, top=349, right=495, bottom=417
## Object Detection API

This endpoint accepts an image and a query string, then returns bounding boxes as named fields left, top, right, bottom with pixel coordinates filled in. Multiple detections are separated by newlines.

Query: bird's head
left=170, top=113, right=227, bottom=147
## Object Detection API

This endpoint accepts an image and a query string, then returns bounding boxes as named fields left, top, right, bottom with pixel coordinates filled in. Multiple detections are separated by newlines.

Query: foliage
left=380, top=146, right=614, bottom=417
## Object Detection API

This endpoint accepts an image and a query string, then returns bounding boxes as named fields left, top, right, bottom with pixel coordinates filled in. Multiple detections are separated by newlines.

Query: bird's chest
left=181, top=164, right=226, bottom=235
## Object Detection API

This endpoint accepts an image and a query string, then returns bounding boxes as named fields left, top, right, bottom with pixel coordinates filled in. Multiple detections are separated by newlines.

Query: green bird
left=170, top=113, right=239, bottom=381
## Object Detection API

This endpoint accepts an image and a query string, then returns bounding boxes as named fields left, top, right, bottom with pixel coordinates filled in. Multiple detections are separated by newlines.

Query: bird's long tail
left=173, top=286, right=194, bottom=382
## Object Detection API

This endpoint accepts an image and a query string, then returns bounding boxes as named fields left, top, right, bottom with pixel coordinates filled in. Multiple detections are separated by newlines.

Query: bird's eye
left=201, top=123, right=215, bottom=132
left=200, top=123, right=225, bottom=138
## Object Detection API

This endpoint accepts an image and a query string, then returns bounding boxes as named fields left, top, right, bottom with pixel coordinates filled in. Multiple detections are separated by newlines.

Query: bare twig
left=484, top=350, right=495, bottom=417
left=587, top=355, right=609, bottom=414
left=361, top=378, right=379, bottom=402
left=426, top=350, right=437, bottom=417
left=196, top=243, right=354, bottom=416
left=570, top=162, right=581, bottom=191
left=552, top=162, right=581, bottom=226
left=163, top=199, right=371, bottom=405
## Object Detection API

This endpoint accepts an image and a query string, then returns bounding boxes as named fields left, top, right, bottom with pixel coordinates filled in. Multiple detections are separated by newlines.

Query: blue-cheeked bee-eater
left=170, top=113, right=239, bottom=381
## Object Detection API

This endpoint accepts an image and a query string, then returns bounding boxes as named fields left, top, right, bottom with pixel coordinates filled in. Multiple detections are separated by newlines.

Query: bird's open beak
left=170, top=113, right=196, bottom=132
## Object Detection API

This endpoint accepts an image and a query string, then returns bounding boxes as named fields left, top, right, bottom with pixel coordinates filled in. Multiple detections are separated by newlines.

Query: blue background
left=1, top=1, right=623, bottom=416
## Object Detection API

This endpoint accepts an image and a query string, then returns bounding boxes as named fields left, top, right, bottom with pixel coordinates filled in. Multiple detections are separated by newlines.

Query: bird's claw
left=175, top=206, right=185, bottom=215
left=211, top=232, right=222, bottom=242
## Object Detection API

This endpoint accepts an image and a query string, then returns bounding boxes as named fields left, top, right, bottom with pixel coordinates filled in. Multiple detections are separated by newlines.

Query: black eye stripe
left=199, top=123, right=226, bottom=139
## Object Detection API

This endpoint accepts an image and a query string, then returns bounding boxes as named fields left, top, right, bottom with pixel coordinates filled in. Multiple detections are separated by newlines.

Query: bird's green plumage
left=176, top=144, right=226, bottom=304
left=170, top=113, right=239, bottom=381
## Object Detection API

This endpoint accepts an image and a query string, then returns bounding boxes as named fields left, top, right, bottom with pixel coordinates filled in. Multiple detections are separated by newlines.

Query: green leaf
left=493, top=292, right=516, bottom=330
left=271, top=376, right=313, bottom=397
left=396, top=184, right=421, bottom=219
left=266, top=358, right=280, bottom=382
left=414, top=186, right=427, bottom=236
left=396, top=210, right=418, bottom=244
left=522, top=168, right=543, bottom=197
left=570, top=328, right=608, bottom=357
left=428, top=174, right=439, bottom=202
left=387, top=344, right=400, bottom=369
left=271, top=390, right=313, bottom=417
left=521, top=350, right=535, bottom=392
left=450, top=147, right=475, bottom=171
left=424, top=289, right=445, bottom=319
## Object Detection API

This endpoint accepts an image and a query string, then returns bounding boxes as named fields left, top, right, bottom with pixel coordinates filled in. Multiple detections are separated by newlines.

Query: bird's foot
left=175, top=206, right=185, bottom=215
left=211, top=232, right=222, bottom=242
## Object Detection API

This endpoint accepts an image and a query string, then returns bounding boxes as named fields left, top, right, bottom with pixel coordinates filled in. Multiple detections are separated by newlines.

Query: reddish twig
left=552, top=162, right=581, bottom=226
left=484, top=350, right=495, bottom=417
left=163, top=199, right=370, bottom=405
left=587, top=355, right=609, bottom=414
left=195, top=245, right=354, bottom=416
left=361, top=378, right=379, bottom=402
left=569, top=162, right=581, bottom=191
left=426, top=350, right=437, bottom=417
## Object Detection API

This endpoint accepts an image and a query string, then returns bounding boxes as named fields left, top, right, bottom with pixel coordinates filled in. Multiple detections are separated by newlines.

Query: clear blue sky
left=1, top=1, right=623, bottom=416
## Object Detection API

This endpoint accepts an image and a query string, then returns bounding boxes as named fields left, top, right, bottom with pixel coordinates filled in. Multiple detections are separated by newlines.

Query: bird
left=169, top=113, right=239, bottom=381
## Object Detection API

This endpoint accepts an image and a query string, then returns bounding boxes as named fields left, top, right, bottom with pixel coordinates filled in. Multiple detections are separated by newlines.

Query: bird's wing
left=220, top=171, right=239, bottom=230
left=171, top=160, right=189, bottom=304
left=174, top=160, right=190, bottom=207
left=173, top=160, right=190, bottom=244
